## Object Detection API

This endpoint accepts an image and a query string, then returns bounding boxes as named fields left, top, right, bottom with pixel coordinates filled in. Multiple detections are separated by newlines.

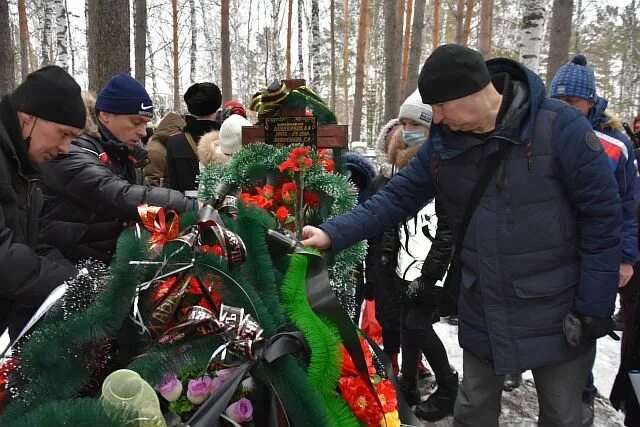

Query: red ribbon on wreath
left=137, top=204, right=180, bottom=253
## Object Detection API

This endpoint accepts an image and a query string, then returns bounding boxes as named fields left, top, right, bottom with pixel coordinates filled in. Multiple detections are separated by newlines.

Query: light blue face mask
left=403, top=129, right=427, bottom=147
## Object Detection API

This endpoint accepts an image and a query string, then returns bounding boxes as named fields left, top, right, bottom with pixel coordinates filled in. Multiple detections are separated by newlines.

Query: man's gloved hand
left=580, top=314, right=613, bottom=340
left=563, top=311, right=613, bottom=347
left=404, top=275, right=437, bottom=303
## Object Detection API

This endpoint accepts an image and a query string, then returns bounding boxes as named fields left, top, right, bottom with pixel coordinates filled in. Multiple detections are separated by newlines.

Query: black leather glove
left=580, top=313, right=613, bottom=340
left=563, top=311, right=613, bottom=347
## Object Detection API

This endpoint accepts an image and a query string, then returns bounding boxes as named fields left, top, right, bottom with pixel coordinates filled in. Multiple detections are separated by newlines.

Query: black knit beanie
left=418, top=44, right=491, bottom=105
left=184, top=82, right=222, bottom=116
left=10, top=65, right=86, bottom=129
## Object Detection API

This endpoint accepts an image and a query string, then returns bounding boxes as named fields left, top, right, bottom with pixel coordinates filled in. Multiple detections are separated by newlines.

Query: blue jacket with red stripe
left=589, top=97, right=639, bottom=265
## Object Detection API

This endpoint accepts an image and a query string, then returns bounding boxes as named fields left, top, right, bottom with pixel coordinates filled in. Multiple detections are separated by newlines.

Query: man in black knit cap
left=302, top=44, right=621, bottom=425
left=166, top=82, right=222, bottom=193
left=0, top=65, right=85, bottom=339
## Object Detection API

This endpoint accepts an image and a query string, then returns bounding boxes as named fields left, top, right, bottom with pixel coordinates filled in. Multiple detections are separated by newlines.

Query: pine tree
left=134, top=0, right=147, bottom=86
left=0, top=0, right=15, bottom=94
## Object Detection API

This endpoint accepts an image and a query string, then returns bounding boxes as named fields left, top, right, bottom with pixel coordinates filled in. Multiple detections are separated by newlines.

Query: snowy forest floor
left=0, top=320, right=627, bottom=426
left=422, top=321, right=626, bottom=426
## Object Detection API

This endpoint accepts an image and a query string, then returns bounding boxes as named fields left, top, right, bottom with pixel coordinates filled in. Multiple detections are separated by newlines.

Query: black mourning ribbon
left=266, top=230, right=421, bottom=427
left=186, top=331, right=307, bottom=427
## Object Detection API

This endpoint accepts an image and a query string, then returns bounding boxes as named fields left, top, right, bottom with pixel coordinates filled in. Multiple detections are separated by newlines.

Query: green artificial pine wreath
left=198, top=143, right=366, bottom=305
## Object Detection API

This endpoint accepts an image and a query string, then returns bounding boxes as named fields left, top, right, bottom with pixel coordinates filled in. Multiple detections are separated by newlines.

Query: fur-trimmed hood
left=375, top=118, right=401, bottom=178
left=374, top=118, right=424, bottom=176
left=197, top=130, right=229, bottom=167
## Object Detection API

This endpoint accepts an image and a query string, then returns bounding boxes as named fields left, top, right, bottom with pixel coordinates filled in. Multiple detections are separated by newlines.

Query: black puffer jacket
left=40, top=126, right=199, bottom=263
left=0, top=96, right=75, bottom=338
left=166, top=117, right=220, bottom=192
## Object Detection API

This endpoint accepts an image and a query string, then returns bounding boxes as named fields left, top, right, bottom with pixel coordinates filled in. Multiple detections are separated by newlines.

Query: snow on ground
left=420, top=321, right=626, bottom=427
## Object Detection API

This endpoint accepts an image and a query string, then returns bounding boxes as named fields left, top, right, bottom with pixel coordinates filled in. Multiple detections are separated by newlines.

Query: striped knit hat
left=549, top=54, right=596, bottom=102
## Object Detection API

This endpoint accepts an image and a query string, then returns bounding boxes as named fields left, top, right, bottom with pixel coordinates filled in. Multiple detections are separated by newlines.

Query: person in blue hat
left=550, top=54, right=640, bottom=426
left=39, top=73, right=200, bottom=264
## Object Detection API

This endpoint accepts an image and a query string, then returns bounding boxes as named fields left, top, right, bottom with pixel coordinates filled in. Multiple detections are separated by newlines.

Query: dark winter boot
left=502, top=373, right=522, bottom=392
left=398, top=375, right=421, bottom=406
left=414, top=372, right=458, bottom=422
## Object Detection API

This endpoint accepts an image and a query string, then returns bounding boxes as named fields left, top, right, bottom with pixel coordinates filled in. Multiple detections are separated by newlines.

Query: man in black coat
left=40, top=73, right=200, bottom=264
left=166, top=82, right=222, bottom=192
left=0, top=66, right=85, bottom=339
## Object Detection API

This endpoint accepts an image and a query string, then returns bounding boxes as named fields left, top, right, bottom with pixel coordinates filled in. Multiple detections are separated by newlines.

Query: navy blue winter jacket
left=320, top=59, right=622, bottom=373
left=587, top=96, right=639, bottom=265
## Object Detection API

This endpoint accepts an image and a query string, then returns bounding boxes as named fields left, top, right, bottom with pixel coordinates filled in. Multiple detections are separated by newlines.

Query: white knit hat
left=219, top=114, right=252, bottom=156
left=398, top=89, right=432, bottom=128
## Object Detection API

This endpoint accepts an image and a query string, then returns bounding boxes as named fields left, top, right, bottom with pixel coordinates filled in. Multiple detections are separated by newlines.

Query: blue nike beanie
left=95, top=73, right=154, bottom=117
left=549, top=54, right=596, bottom=102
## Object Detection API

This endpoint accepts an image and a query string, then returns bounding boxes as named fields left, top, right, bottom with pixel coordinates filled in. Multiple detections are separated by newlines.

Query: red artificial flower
left=239, top=193, right=253, bottom=204
left=189, top=277, right=203, bottom=295
left=275, top=206, right=289, bottom=223
left=281, top=182, right=298, bottom=205
left=375, top=379, right=397, bottom=413
left=303, top=191, right=320, bottom=208
left=253, top=195, right=273, bottom=209
left=0, top=358, right=20, bottom=413
left=289, top=147, right=311, bottom=159
left=340, top=338, right=377, bottom=377
left=202, top=244, right=224, bottom=256
left=320, top=158, right=335, bottom=173
left=273, top=187, right=283, bottom=204
left=278, top=158, right=300, bottom=172
left=151, top=277, right=178, bottom=302
left=256, top=184, right=274, bottom=200
left=338, top=376, right=384, bottom=426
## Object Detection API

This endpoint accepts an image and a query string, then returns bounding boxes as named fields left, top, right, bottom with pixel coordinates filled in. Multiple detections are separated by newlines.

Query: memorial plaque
left=264, top=116, right=317, bottom=147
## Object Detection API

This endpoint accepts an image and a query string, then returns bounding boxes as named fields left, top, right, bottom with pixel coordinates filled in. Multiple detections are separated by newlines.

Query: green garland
left=281, top=254, right=360, bottom=427
left=3, top=230, right=150, bottom=421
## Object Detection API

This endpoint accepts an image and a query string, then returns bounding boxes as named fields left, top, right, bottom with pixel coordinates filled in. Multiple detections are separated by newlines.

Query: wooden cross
left=241, top=79, right=348, bottom=149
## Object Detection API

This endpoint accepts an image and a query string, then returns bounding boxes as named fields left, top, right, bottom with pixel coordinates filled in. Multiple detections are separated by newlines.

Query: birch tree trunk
left=87, top=0, right=130, bottom=93
left=41, top=0, right=53, bottom=66
left=285, top=0, right=293, bottom=79
left=545, top=0, right=573, bottom=86
left=297, top=0, right=303, bottom=76
left=519, top=0, right=545, bottom=72
left=171, top=0, right=180, bottom=110
left=134, top=0, right=147, bottom=86
left=342, top=0, right=350, bottom=124
left=18, top=0, right=29, bottom=80
left=406, top=0, right=425, bottom=95
left=146, top=26, right=158, bottom=99
left=221, top=0, right=233, bottom=102
left=330, top=0, right=336, bottom=111
left=384, top=0, right=401, bottom=122
left=311, top=0, right=320, bottom=89
left=352, top=0, right=369, bottom=141
left=66, top=0, right=76, bottom=75
left=270, top=0, right=282, bottom=81
left=478, top=0, right=493, bottom=58
left=199, top=0, right=217, bottom=81
left=189, top=0, right=197, bottom=84
left=0, top=0, right=14, bottom=94
left=54, top=0, right=68, bottom=71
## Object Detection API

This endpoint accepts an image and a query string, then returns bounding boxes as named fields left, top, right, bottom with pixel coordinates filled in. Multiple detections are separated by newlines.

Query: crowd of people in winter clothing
left=2, top=41, right=640, bottom=427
